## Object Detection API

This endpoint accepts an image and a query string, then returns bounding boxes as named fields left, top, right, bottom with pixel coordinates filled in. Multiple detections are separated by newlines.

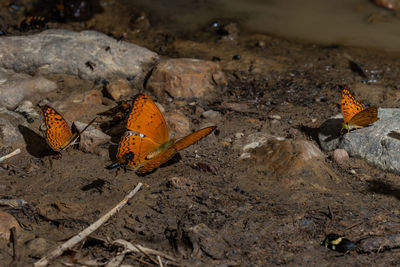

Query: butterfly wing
left=347, top=107, right=379, bottom=127
left=116, top=130, right=161, bottom=170
left=136, top=147, right=176, bottom=174
left=341, top=88, right=364, bottom=123
left=126, top=94, right=169, bottom=144
left=173, top=126, right=216, bottom=151
left=42, top=105, right=74, bottom=151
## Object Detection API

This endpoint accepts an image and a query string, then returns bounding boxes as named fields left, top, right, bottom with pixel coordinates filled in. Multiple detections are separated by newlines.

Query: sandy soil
left=1, top=0, right=400, bottom=266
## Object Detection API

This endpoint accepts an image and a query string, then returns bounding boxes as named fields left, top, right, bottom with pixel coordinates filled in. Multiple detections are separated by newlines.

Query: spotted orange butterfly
left=42, top=105, right=96, bottom=152
left=341, top=88, right=379, bottom=133
left=110, top=94, right=216, bottom=174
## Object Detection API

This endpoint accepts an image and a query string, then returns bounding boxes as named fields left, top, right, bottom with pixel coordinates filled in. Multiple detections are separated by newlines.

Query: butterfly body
left=42, top=105, right=96, bottom=152
left=115, top=94, right=216, bottom=174
left=340, top=88, right=379, bottom=133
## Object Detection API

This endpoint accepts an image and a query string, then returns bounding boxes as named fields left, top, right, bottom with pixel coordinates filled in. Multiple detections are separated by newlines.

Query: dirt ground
left=1, top=0, right=400, bottom=266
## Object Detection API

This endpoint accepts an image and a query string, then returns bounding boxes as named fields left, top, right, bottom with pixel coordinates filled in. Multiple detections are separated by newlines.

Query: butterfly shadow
left=366, top=179, right=400, bottom=201
left=317, top=118, right=342, bottom=143
left=18, top=125, right=58, bottom=158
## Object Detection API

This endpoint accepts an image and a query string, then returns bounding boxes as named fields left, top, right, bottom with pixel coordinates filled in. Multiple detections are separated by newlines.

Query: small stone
left=164, top=112, right=190, bottom=139
left=350, top=169, right=357, bottom=175
left=104, top=79, right=133, bottom=101
left=147, top=58, right=226, bottom=100
left=0, top=109, right=25, bottom=147
left=74, top=121, right=111, bottom=153
left=311, top=118, right=317, bottom=123
left=235, top=132, right=244, bottom=139
left=202, top=109, right=222, bottom=122
left=0, top=211, right=20, bottom=242
left=83, top=90, right=103, bottom=105
left=15, top=100, right=40, bottom=118
left=333, top=149, right=349, bottom=165
left=26, top=238, right=54, bottom=258
left=268, top=114, right=281, bottom=120
left=154, top=102, right=165, bottom=113
left=166, top=176, right=193, bottom=191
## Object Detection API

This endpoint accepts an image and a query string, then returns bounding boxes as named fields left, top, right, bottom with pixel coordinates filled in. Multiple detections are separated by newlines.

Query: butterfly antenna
left=78, top=117, right=97, bottom=135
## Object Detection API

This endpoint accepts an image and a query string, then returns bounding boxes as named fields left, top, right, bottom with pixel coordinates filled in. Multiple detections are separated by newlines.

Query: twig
left=34, top=182, right=143, bottom=267
left=10, top=227, right=18, bottom=261
left=157, top=255, right=163, bottom=267
left=133, top=243, right=159, bottom=265
left=113, top=239, right=178, bottom=263
left=0, top=148, right=21, bottom=162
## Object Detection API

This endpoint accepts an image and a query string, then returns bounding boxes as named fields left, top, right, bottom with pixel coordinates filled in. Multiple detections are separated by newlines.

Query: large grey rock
left=0, top=68, right=56, bottom=109
left=0, top=108, right=26, bottom=147
left=0, top=29, right=159, bottom=81
left=319, top=108, right=400, bottom=174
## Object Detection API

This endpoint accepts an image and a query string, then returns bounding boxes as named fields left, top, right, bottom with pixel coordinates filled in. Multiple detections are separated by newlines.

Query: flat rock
left=146, top=58, right=227, bottom=100
left=0, top=68, right=56, bottom=109
left=164, top=112, right=190, bottom=139
left=0, top=108, right=26, bottom=147
left=104, top=78, right=133, bottom=100
left=319, top=108, right=400, bottom=174
left=0, top=29, right=158, bottom=81
left=74, top=121, right=111, bottom=153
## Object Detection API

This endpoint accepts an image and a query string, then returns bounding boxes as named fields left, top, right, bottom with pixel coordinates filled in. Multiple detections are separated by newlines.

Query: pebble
left=202, top=109, right=222, bottom=122
left=104, top=78, right=133, bottom=100
left=147, top=58, right=227, bottom=100
left=74, top=121, right=111, bottom=153
left=269, top=114, right=281, bottom=120
left=333, top=149, right=349, bottom=165
left=164, top=112, right=190, bottom=139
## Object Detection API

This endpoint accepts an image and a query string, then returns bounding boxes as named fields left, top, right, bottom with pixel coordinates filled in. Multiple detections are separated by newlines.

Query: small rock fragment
left=333, top=149, right=349, bottom=165
left=0, top=211, right=20, bottom=242
left=74, top=121, right=111, bottom=153
left=83, top=90, right=103, bottom=105
left=167, top=176, right=193, bottom=191
left=104, top=79, right=133, bottom=100
left=26, top=238, right=55, bottom=258
left=202, top=110, right=222, bottom=122
left=164, top=112, right=190, bottom=139
left=147, top=58, right=226, bottom=100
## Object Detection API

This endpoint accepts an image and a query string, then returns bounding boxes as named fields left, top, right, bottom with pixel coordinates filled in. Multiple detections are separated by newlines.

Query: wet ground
left=1, top=0, right=400, bottom=266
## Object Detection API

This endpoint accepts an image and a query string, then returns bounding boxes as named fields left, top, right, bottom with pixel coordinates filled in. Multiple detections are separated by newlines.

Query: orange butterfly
left=42, top=105, right=96, bottom=152
left=341, top=88, right=379, bottom=133
left=111, top=94, right=216, bottom=174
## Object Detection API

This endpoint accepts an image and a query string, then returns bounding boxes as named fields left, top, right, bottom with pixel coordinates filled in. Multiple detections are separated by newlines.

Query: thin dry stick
left=133, top=243, right=159, bottom=265
left=113, top=239, right=177, bottom=263
left=0, top=148, right=21, bottom=162
left=34, top=182, right=143, bottom=267
left=157, top=255, right=163, bottom=267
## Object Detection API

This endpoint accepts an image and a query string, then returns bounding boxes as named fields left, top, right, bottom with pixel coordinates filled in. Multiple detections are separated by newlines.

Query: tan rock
left=333, top=149, right=349, bottom=165
left=164, top=112, right=190, bottom=139
left=74, top=121, right=111, bottom=153
left=0, top=211, right=20, bottom=242
left=104, top=78, right=133, bottom=100
left=83, top=90, right=103, bottom=105
left=146, top=58, right=227, bottom=100
left=26, top=237, right=55, bottom=258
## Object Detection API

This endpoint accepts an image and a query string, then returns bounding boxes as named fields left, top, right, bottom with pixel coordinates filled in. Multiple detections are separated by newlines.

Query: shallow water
left=124, top=0, right=400, bottom=52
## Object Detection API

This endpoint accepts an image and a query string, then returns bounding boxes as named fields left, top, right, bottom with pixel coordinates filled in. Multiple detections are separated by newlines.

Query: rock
left=0, top=29, right=158, bottom=81
left=0, top=108, right=26, bottom=147
left=333, top=149, right=349, bottom=165
left=74, top=121, right=111, bottom=153
left=0, top=68, right=57, bottom=109
left=0, top=211, right=20, bottom=242
left=15, top=100, right=40, bottom=120
left=166, top=176, right=193, bottom=191
left=164, top=112, right=190, bottom=139
left=187, top=223, right=229, bottom=259
left=83, top=90, right=103, bottom=105
left=104, top=78, right=133, bottom=100
left=373, top=0, right=400, bottom=11
left=202, top=110, right=222, bottom=123
left=25, top=237, right=55, bottom=258
left=146, top=58, right=227, bottom=100
left=318, top=108, right=400, bottom=174
left=268, top=114, right=281, bottom=120
left=243, top=136, right=339, bottom=189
